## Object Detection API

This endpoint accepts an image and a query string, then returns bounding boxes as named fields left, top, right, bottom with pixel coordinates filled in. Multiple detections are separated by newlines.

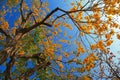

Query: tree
left=0, top=0, right=120, bottom=79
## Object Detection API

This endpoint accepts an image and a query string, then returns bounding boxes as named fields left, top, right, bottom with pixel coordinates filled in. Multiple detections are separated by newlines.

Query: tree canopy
left=0, top=0, right=120, bottom=80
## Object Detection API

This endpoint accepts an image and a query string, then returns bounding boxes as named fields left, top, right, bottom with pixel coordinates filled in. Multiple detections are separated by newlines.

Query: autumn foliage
left=0, top=0, right=120, bottom=80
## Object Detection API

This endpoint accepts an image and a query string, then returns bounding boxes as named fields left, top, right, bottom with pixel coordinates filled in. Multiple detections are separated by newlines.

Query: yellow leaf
left=89, top=63, right=95, bottom=68
left=19, top=51, right=25, bottom=55
left=59, top=63, right=64, bottom=69
left=12, top=27, right=16, bottom=35
left=0, top=35, right=4, bottom=40
left=63, top=23, right=73, bottom=30
left=117, top=34, right=120, bottom=40
left=1, top=21, right=9, bottom=30
left=106, top=40, right=113, bottom=46
left=90, top=44, right=97, bottom=50
left=59, top=39, right=69, bottom=43
left=105, top=34, right=111, bottom=39
left=64, top=52, right=69, bottom=58
left=52, top=31, right=58, bottom=35
left=82, top=75, right=91, bottom=80
left=58, top=55, right=62, bottom=61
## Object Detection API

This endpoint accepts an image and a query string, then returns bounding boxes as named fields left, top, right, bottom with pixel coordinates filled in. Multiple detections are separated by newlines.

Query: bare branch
left=106, top=61, right=120, bottom=79
left=18, top=7, right=91, bottom=34
left=25, top=11, right=33, bottom=21
left=32, top=15, right=52, bottom=27
left=20, top=0, right=25, bottom=24
left=0, top=28, right=11, bottom=39
left=42, top=23, right=52, bottom=27
left=17, top=7, right=59, bottom=34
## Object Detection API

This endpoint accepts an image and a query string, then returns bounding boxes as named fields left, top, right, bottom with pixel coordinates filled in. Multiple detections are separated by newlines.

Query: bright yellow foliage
left=59, top=39, right=69, bottom=43
left=93, top=13, right=100, bottom=19
left=82, top=75, right=91, bottom=80
left=53, top=22, right=61, bottom=28
left=105, top=34, right=111, bottom=39
left=106, top=40, right=113, bottom=46
left=19, top=51, right=25, bottom=55
left=90, top=44, right=97, bottom=50
left=12, top=27, right=16, bottom=35
left=1, top=21, right=9, bottom=30
left=1, top=0, right=120, bottom=79
left=52, top=31, right=58, bottom=35
left=64, top=52, right=69, bottom=58
left=59, top=63, right=64, bottom=69
left=97, top=40, right=107, bottom=52
left=43, top=41, right=55, bottom=58
left=63, top=23, right=73, bottom=30
left=117, top=34, right=120, bottom=40
left=0, top=36, right=4, bottom=40
left=70, top=5, right=77, bottom=11
left=83, top=53, right=97, bottom=71
left=77, top=47, right=85, bottom=54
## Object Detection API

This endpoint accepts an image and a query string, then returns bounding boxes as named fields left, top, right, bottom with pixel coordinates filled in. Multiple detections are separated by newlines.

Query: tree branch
left=17, top=6, right=93, bottom=35
left=16, top=53, right=42, bottom=59
left=0, top=28, right=11, bottom=39
left=15, top=60, right=51, bottom=79
left=106, top=61, right=120, bottom=79
left=16, top=7, right=59, bottom=34
left=20, top=0, right=25, bottom=24
left=5, top=47, right=18, bottom=80
left=32, top=15, right=52, bottom=27
left=25, top=11, right=33, bottom=21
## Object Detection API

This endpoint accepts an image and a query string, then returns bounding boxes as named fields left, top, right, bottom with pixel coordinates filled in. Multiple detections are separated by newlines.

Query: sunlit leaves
left=76, top=42, right=85, bottom=55
left=59, top=62, right=64, bottom=69
left=105, top=34, right=111, bottom=39
left=0, top=21, right=9, bottom=30
left=19, top=51, right=25, bottom=55
left=0, top=0, right=120, bottom=79
left=59, top=39, right=69, bottom=43
left=0, top=36, right=4, bottom=40
left=43, top=41, right=55, bottom=59
left=70, top=5, right=78, bottom=11
left=63, top=23, right=73, bottom=30
left=64, top=52, right=69, bottom=58
left=22, top=2, right=29, bottom=10
left=117, top=34, right=120, bottom=40
left=52, top=31, right=58, bottom=36
left=90, top=44, right=97, bottom=50
left=11, top=27, right=16, bottom=35
left=53, top=22, right=62, bottom=28
left=76, top=12, right=83, bottom=21
left=106, top=40, right=113, bottom=46
left=20, top=27, right=45, bottom=54
left=82, top=75, right=91, bottom=80
left=103, top=0, right=120, bottom=15
left=83, top=53, right=98, bottom=71
left=93, top=13, right=100, bottom=19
